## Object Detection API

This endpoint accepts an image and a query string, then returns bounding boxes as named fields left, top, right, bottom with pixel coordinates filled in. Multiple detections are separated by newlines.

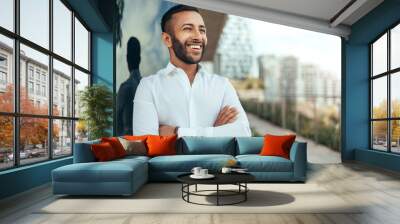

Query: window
left=371, top=23, right=400, bottom=154
left=28, top=67, right=34, bottom=80
left=0, top=0, right=91, bottom=170
left=0, top=71, right=6, bottom=85
left=42, top=85, right=46, bottom=97
left=28, top=81, right=34, bottom=94
left=0, top=55, right=7, bottom=67
left=36, top=83, right=40, bottom=95
left=0, top=0, right=14, bottom=32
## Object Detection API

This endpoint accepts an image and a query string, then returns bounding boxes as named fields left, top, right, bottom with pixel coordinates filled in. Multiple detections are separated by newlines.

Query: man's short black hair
left=161, top=4, right=200, bottom=33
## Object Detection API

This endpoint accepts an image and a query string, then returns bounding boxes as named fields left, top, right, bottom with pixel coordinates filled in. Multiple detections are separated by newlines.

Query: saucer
left=190, top=174, right=215, bottom=179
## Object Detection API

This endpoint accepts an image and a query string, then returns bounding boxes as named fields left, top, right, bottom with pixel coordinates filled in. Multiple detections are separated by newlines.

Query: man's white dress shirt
left=132, top=62, right=251, bottom=137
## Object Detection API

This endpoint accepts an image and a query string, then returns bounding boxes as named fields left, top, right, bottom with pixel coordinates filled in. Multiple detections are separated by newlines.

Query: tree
left=0, top=84, right=59, bottom=151
left=79, top=84, right=113, bottom=140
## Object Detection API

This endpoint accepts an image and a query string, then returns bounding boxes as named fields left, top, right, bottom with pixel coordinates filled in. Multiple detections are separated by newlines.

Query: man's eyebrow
left=180, top=23, right=206, bottom=29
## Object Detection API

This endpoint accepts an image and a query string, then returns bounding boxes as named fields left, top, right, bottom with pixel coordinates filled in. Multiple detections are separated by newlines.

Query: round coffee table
left=177, top=172, right=255, bottom=206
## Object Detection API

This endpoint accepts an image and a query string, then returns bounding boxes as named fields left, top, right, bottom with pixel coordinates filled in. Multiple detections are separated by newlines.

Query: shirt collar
left=165, top=62, right=205, bottom=77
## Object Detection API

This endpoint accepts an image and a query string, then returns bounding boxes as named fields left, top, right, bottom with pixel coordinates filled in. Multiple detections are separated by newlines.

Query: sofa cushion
left=53, top=158, right=148, bottom=183
left=260, top=134, right=296, bottom=159
left=179, top=137, right=236, bottom=155
left=236, top=137, right=264, bottom=155
left=236, top=155, right=293, bottom=172
left=91, top=142, right=118, bottom=161
left=148, top=154, right=235, bottom=172
left=101, top=137, right=127, bottom=158
left=118, top=137, right=147, bottom=156
left=146, top=135, right=177, bottom=157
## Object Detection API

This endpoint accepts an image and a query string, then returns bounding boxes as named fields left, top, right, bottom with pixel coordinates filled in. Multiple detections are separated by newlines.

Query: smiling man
left=132, top=4, right=251, bottom=137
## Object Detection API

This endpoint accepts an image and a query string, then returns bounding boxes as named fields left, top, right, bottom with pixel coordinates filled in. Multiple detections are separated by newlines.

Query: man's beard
left=171, top=35, right=205, bottom=64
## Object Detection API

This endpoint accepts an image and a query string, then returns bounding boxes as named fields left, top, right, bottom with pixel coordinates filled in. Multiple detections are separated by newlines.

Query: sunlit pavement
left=247, top=112, right=341, bottom=164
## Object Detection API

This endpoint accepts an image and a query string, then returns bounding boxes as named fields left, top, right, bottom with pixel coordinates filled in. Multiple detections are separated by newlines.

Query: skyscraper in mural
left=214, top=16, right=253, bottom=79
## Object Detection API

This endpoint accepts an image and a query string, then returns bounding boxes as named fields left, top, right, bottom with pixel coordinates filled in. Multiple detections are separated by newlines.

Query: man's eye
left=183, top=27, right=191, bottom=31
left=200, top=29, right=206, bottom=33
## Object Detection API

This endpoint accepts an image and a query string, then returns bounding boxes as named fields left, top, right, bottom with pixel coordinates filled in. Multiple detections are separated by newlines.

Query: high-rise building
left=214, top=16, right=253, bottom=79
left=258, top=55, right=280, bottom=103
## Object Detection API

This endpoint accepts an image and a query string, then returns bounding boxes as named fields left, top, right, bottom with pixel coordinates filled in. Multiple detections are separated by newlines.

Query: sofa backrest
left=235, top=137, right=264, bottom=155
left=73, top=139, right=100, bottom=163
left=178, top=137, right=236, bottom=155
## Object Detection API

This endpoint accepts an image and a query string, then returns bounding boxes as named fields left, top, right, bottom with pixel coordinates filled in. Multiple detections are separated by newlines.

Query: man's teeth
left=189, top=45, right=201, bottom=49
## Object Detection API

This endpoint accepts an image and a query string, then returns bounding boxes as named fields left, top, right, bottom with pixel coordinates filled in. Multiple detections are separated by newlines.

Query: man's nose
left=192, top=28, right=203, bottom=40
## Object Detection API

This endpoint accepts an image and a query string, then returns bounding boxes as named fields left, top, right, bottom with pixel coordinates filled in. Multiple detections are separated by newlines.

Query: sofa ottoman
left=52, top=154, right=149, bottom=195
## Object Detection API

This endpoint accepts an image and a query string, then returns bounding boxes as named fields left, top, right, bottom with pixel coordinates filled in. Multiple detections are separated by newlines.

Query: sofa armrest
left=289, top=142, right=307, bottom=181
left=73, top=140, right=100, bottom=163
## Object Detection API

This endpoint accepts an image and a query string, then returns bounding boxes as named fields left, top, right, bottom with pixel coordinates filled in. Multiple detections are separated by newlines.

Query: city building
left=214, top=16, right=253, bottom=79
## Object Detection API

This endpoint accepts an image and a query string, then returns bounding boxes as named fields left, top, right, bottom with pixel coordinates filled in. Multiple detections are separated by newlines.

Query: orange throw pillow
left=146, top=135, right=177, bottom=157
left=260, top=134, right=296, bottom=159
left=124, top=135, right=153, bottom=141
left=91, top=142, right=118, bottom=161
left=101, top=137, right=126, bottom=158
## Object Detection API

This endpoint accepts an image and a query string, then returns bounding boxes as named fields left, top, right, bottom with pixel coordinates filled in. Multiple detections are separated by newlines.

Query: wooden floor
left=1, top=162, right=400, bottom=224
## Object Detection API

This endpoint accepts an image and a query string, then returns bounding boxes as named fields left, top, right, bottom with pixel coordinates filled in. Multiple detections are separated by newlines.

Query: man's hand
left=214, top=106, right=239, bottom=127
left=159, top=125, right=178, bottom=136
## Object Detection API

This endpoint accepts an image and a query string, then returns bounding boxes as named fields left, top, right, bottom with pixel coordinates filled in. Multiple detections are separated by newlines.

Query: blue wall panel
left=343, top=0, right=400, bottom=171
left=0, top=158, right=72, bottom=199
left=92, top=32, right=114, bottom=87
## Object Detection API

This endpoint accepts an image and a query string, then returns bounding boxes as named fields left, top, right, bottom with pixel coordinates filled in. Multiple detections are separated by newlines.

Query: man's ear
left=161, top=32, right=172, bottom=48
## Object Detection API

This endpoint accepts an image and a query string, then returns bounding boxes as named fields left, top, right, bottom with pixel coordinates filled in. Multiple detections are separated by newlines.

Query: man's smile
left=187, top=43, right=203, bottom=53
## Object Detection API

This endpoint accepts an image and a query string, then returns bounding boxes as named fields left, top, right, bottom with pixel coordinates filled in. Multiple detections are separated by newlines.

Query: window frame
left=370, top=21, right=400, bottom=154
left=0, top=0, right=92, bottom=171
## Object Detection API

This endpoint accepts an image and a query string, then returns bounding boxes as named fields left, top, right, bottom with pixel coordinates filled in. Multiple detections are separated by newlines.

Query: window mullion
left=388, top=30, right=391, bottom=152
left=71, top=10, right=76, bottom=155
left=49, top=0, right=54, bottom=160
left=13, top=0, right=21, bottom=167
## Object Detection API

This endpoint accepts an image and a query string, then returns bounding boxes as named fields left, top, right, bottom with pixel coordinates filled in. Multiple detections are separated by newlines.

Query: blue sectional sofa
left=52, top=137, right=307, bottom=196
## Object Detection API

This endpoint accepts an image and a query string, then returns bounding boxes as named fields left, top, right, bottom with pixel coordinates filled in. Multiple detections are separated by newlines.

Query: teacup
left=199, top=168, right=208, bottom=176
left=191, top=167, right=202, bottom=176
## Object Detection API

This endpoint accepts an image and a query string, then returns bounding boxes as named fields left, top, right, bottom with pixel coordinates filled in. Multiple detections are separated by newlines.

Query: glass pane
left=0, top=34, right=14, bottom=112
left=20, top=0, right=49, bottom=49
left=20, top=117, right=49, bottom=165
left=391, top=72, right=400, bottom=118
left=0, top=116, right=13, bottom=170
left=372, top=121, right=388, bottom=151
left=372, top=77, right=387, bottom=119
left=391, top=120, right=400, bottom=153
left=372, top=33, right=387, bottom=76
left=20, top=44, right=49, bottom=115
left=392, top=24, right=400, bottom=70
left=74, top=69, right=89, bottom=118
left=53, top=0, right=72, bottom=60
left=74, top=17, right=89, bottom=70
left=53, top=119, right=72, bottom=157
left=53, top=59, right=72, bottom=117
left=0, top=0, right=14, bottom=31
left=75, top=120, right=88, bottom=143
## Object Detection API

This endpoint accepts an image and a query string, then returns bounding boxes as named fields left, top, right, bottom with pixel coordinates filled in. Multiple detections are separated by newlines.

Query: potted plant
left=79, top=84, right=113, bottom=140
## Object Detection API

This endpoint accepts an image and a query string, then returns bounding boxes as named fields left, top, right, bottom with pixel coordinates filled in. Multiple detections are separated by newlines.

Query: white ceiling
left=169, top=0, right=384, bottom=38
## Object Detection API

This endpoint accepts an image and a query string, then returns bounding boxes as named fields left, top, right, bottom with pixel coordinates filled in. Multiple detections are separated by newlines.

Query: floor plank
left=1, top=162, right=400, bottom=224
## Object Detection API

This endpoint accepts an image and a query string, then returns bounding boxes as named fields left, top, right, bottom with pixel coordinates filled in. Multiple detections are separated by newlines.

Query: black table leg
left=245, top=183, right=247, bottom=201
left=217, top=184, right=219, bottom=206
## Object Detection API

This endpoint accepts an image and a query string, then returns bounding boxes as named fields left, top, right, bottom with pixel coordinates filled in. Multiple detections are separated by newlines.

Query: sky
left=248, top=18, right=341, bottom=80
